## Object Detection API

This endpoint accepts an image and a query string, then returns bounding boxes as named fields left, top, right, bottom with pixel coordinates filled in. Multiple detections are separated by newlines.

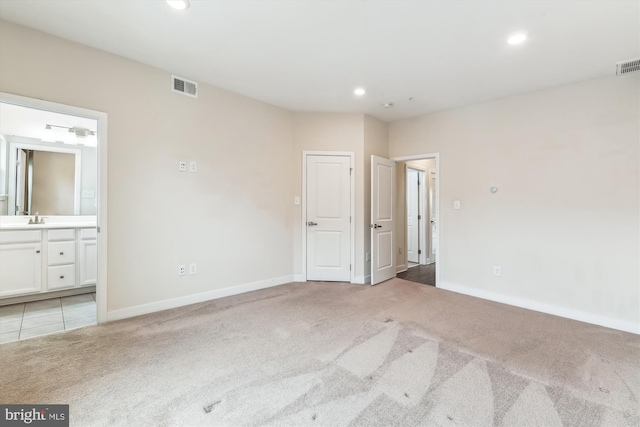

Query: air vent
left=171, top=75, right=198, bottom=98
left=616, top=58, right=640, bottom=76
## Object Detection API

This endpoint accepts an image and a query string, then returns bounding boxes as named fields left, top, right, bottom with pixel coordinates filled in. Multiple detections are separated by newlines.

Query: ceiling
left=0, top=1, right=638, bottom=122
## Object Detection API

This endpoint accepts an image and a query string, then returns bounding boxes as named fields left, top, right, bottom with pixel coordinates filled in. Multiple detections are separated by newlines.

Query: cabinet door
left=79, top=239, right=97, bottom=286
left=0, top=243, right=42, bottom=297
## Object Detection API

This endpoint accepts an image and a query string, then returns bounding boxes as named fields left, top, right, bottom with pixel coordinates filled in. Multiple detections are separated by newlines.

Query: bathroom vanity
left=0, top=217, right=97, bottom=303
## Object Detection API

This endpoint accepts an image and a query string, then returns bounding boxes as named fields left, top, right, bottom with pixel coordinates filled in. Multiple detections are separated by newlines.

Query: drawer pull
left=36, top=250, right=40, bottom=253
left=60, top=275, right=65, bottom=279
left=59, top=252, right=64, bottom=255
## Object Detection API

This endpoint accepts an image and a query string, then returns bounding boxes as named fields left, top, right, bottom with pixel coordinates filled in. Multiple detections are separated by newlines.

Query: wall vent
left=171, top=75, right=198, bottom=98
left=616, top=58, right=640, bottom=76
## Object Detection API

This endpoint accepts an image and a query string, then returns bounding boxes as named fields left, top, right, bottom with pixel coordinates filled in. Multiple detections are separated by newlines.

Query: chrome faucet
left=28, top=212, right=45, bottom=224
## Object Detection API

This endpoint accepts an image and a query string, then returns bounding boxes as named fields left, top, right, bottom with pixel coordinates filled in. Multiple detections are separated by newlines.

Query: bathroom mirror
left=8, top=142, right=81, bottom=216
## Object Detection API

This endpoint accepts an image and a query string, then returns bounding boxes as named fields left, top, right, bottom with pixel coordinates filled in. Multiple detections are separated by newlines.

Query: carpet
left=1, top=279, right=638, bottom=426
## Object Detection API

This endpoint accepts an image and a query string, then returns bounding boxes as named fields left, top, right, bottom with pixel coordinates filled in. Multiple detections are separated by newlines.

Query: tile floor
left=0, top=293, right=96, bottom=344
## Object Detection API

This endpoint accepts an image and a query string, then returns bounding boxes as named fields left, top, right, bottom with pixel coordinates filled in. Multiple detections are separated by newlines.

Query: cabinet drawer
left=48, top=265, right=76, bottom=290
left=48, top=229, right=75, bottom=241
left=48, top=241, right=76, bottom=265
left=0, top=230, right=41, bottom=244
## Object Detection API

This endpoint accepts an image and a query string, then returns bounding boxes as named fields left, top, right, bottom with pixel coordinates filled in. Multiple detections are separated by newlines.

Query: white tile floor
left=0, top=293, right=96, bottom=344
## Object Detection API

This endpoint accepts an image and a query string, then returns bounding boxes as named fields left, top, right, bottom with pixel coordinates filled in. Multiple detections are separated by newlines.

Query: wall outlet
left=189, top=161, right=197, bottom=172
left=178, top=265, right=186, bottom=276
left=454, top=200, right=461, bottom=210
left=189, top=263, right=197, bottom=275
left=178, top=161, right=187, bottom=172
left=493, top=265, right=501, bottom=276
left=398, top=247, right=403, bottom=254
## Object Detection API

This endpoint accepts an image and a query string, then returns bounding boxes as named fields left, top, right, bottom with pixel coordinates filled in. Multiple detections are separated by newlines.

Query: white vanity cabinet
left=0, top=226, right=96, bottom=300
left=0, top=230, right=42, bottom=297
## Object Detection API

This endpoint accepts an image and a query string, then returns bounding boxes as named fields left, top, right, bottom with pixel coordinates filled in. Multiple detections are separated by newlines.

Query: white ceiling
left=0, top=1, right=638, bottom=122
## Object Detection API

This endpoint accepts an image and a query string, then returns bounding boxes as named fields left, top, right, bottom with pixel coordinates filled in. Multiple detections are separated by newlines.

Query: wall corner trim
left=106, top=275, right=294, bottom=322
left=438, top=281, right=640, bottom=335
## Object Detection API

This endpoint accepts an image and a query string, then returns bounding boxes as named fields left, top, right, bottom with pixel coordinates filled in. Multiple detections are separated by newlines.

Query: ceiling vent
left=616, top=58, right=640, bottom=76
left=171, top=75, right=198, bottom=98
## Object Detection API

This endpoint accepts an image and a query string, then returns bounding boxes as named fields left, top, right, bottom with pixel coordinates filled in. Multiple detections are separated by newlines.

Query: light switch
left=294, top=196, right=300, bottom=205
left=189, top=161, right=197, bottom=172
left=453, top=200, right=461, bottom=210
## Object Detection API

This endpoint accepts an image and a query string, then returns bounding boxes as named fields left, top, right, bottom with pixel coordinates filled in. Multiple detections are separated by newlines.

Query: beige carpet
left=1, top=279, right=638, bottom=426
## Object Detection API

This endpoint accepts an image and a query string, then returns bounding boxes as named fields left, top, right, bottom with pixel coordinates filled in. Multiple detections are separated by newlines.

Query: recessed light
left=354, top=88, right=366, bottom=96
left=382, top=103, right=393, bottom=108
left=167, top=0, right=190, bottom=10
left=507, top=33, right=527, bottom=45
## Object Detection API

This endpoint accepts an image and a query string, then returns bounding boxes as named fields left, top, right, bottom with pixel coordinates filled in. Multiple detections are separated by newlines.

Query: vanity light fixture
left=354, top=88, right=366, bottom=96
left=507, top=32, right=527, bottom=45
left=45, top=124, right=96, bottom=138
left=167, top=0, right=190, bottom=10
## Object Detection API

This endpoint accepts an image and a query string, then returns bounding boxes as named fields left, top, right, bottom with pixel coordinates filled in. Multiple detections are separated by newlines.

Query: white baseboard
left=396, top=264, right=407, bottom=273
left=293, top=274, right=305, bottom=282
left=107, top=275, right=294, bottom=322
left=439, top=281, right=640, bottom=335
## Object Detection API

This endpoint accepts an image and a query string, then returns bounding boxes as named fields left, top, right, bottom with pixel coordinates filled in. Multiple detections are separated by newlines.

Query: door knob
left=307, top=221, right=318, bottom=226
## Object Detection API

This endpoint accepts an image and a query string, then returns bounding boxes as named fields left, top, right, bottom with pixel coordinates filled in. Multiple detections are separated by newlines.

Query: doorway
left=0, top=92, right=107, bottom=342
left=302, top=152, right=355, bottom=282
left=393, top=154, right=439, bottom=287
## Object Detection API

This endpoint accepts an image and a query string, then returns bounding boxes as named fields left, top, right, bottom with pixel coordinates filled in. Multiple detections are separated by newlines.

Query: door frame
left=302, top=151, right=355, bottom=283
left=392, top=153, right=440, bottom=287
left=1, top=92, right=108, bottom=323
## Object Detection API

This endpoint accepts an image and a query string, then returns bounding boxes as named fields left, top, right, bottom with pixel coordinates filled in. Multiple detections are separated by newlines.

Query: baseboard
left=293, top=274, right=305, bottom=282
left=439, top=281, right=640, bottom=335
left=107, top=275, right=294, bottom=322
left=396, top=263, right=407, bottom=273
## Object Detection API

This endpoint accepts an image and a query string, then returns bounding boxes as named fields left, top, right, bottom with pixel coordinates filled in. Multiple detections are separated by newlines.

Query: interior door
left=306, top=155, right=351, bottom=281
left=429, top=170, right=437, bottom=263
left=406, top=168, right=419, bottom=263
left=371, top=155, right=396, bottom=285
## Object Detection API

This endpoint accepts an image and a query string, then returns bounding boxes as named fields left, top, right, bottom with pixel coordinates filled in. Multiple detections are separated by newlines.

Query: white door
left=429, top=170, right=437, bottom=263
left=371, top=155, right=396, bottom=285
left=306, top=155, right=351, bottom=281
left=406, top=168, right=419, bottom=263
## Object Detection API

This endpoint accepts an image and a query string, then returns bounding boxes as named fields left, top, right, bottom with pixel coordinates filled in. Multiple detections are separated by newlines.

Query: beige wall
left=31, top=150, right=75, bottom=215
left=390, top=76, right=640, bottom=328
left=0, top=21, right=295, bottom=313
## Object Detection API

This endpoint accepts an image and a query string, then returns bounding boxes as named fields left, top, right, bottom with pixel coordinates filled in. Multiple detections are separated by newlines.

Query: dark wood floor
left=397, top=263, right=436, bottom=286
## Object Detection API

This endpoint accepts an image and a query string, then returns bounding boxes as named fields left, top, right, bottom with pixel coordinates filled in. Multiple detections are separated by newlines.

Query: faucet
left=28, top=212, right=45, bottom=224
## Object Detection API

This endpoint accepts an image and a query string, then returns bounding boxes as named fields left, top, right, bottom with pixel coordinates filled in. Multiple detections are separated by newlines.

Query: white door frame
left=391, top=153, right=440, bottom=287
left=1, top=92, right=108, bottom=323
left=302, top=151, right=355, bottom=283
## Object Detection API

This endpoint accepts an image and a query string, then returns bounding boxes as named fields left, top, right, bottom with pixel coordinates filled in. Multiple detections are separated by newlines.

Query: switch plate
left=493, top=266, right=501, bottom=276
left=178, top=265, right=186, bottom=276
left=189, top=161, right=197, bottom=172
left=294, top=196, right=300, bottom=205
left=453, top=200, right=461, bottom=210
left=366, top=252, right=370, bottom=261
left=178, top=161, right=187, bottom=172
left=189, top=263, right=197, bottom=275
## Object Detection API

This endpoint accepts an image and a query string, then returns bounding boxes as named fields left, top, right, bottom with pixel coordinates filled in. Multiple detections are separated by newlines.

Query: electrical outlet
left=189, top=161, right=197, bottom=172
left=398, top=247, right=403, bottom=254
left=189, top=263, right=197, bottom=275
left=178, top=161, right=187, bottom=172
left=178, top=265, right=186, bottom=276
left=493, top=266, right=501, bottom=276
